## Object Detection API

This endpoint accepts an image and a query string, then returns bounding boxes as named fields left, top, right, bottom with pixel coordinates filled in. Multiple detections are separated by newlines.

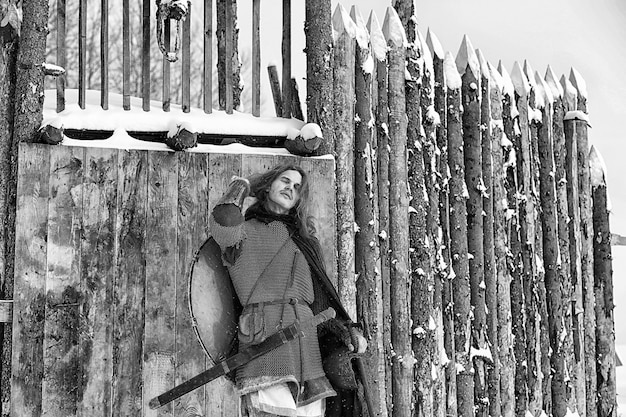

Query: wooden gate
left=10, top=143, right=336, bottom=416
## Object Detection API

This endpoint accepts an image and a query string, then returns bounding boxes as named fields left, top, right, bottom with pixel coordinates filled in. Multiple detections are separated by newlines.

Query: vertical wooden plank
left=123, top=0, right=131, bottom=110
left=78, top=0, right=87, bottom=108
left=182, top=5, right=191, bottom=113
left=144, top=152, right=178, bottom=417
left=300, top=157, right=337, bottom=282
left=203, top=0, right=213, bottom=113
left=241, top=154, right=276, bottom=219
left=100, top=0, right=109, bottom=109
left=142, top=0, right=151, bottom=111
left=206, top=152, right=241, bottom=416
left=175, top=153, right=209, bottom=415
left=112, top=150, right=148, bottom=415
left=11, top=143, right=50, bottom=417
left=281, top=0, right=291, bottom=118
left=42, top=145, right=84, bottom=417
left=56, top=0, right=66, bottom=112
left=252, top=0, right=261, bottom=116
left=78, top=148, right=117, bottom=416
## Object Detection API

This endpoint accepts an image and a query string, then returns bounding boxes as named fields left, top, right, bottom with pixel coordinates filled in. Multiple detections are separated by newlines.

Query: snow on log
left=369, top=11, right=393, bottom=412
left=590, top=145, right=617, bottom=417
left=568, top=66, right=597, bottom=417
left=384, top=5, right=413, bottom=415
left=545, top=65, right=564, bottom=100
left=445, top=50, right=473, bottom=417
left=420, top=29, right=445, bottom=417
left=305, top=0, right=334, bottom=156
left=367, top=11, right=387, bottom=62
left=477, top=47, right=500, bottom=417
left=488, top=59, right=515, bottom=417
left=562, top=73, right=587, bottom=415
left=332, top=2, right=357, bottom=320
left=431, top=35, right=457, bottom=417
left=550, top=71, right=578, bottom=417
left=406, top=21, right=434, bottom=417
left=499, top=58, right=528, bottom=417
left=351, top=5, right=384, bottom=416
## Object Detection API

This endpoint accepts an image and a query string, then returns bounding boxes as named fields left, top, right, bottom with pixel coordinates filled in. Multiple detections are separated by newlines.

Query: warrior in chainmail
left=209, top=164, right=366, bottom=417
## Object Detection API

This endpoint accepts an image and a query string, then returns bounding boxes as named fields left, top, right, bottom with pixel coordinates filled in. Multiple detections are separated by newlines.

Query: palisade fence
left=330, top=5, right=617, bottom=417
left=6, top=0, right=618, bottom=416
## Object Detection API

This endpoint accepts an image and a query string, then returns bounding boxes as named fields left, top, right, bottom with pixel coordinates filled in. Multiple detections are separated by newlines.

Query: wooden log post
left=281, top=0, right=292, bottom=118
left=331, top=3, right=357, bottom=319
left=512, top=63, right=541, bottom=416
left=419, top=29, right=446, bottom=417
left=523, top=61, right=549, bottom=417
left=562, top=75, right=586, bottom=415
left=498, top=62, right=524, bottom=417
left=589, top=146, right=617, bottom=417
left=427, top=30, right=456, bottom=417
left=534, top=70, right=561, bottom=417
left=456, top=37, right=486, bottom=417
left=486, top=61, right=512, bottom=417
left=445, top=51, right=473, bottom=417
left=141, top=0, right=150, bottom=111
left=383, top=7, right=413, bottom=416
left=351, top=6, right=383, bottom=416
left=203, top=0, right=213, bottom=113
left=570, top=67, right=597, bottom=417
left=217, top=0, right=242, bottom=112
left=368, top=11, right=393, bottom=415
left=405, top=19, right=434, bottom=417
left=545, top=65, right=575, bottom=417
left=305, top=0, right=334, bottom=156
left=477, top=50, right=499, bottom=417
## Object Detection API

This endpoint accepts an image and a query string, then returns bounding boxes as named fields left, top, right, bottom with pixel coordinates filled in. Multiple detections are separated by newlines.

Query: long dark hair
left=247, top=164, right=316, bottom=238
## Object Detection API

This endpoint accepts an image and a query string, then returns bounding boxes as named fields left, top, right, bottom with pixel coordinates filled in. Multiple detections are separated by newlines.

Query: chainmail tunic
left=210, top=200, right=336, bottom=406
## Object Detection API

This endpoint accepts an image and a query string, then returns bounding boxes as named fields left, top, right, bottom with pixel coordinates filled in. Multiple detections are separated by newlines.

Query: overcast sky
left=238, top=0, right=626, bottom=234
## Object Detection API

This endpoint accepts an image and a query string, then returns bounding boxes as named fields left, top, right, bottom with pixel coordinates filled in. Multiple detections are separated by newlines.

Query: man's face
left=266, top=170, right=303, bottom=215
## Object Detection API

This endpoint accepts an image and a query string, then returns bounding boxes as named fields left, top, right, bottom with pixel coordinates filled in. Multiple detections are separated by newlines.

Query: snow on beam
left=426, top=28, right=444, bottom=61
left=569, top=67, right=588, bottom=101
left=444, top=51, right=462, bottom=90
left=510, top=61, right=531, bottom=97
left=487, top=61, right=504, bottom=95
left=418, top=29, right=434, bottom=86
left=367, top=11, right=387, bottom=62
left=589, top=145, right=608, bottom=188
left=497, top=61, right=515, bottom=98
left=350, top=5, right=370, bottom=50
left=455, top=35, right=480, bottom=80
left=544, top=65, right=564, bottom=100
left=523, top=60, right=537, bottom=90
left=560, top=75, right=578, bottom=110
left=332, top=3, right=357, bottom=41
left=534, top=71, right=554, bottom=110
left=382, top=6, right=408, bottom=48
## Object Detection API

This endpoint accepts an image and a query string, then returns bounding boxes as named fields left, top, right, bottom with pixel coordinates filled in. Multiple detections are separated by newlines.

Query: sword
left=149, top=307, right=336, bottom=409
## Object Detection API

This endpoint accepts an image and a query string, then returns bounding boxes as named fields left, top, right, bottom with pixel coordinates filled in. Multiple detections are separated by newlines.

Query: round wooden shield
left=188, top=237, right=241, bottom=364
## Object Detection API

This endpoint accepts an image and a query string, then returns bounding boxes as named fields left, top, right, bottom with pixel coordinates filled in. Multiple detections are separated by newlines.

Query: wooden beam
left=203, top=0, right=213, bottom=113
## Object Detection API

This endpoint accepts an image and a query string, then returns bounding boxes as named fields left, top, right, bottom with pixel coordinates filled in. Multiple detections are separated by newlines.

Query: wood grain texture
left=11, top=143, right=50, bottom=417
left=206, top=152, right=242, bottom=416
left=112, top=150, right=148, bottom=416
left=175, top=152, right=208, bottom=416
left=79, top=147, right=118, bottom=416
left=144, top=151, right=178, bottom=417
left=42, top=145, right=84, bottom=417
